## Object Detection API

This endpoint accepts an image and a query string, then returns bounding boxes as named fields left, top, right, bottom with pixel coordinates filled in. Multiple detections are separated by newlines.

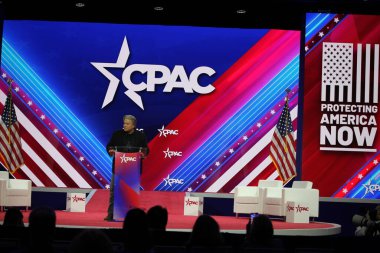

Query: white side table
left=285, top=201, right=310, bottom=223
left=66, top=193, right=86, bottom=212
left=184, top=196, right=204, bottom=216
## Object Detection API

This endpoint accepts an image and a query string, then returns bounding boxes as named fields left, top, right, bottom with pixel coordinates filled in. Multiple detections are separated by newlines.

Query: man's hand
left=108, top=149, right=116, bottom=156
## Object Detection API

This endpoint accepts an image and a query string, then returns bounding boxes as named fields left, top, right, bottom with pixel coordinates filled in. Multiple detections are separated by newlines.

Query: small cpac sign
left=66, top=193, right=86, bottom=212
left=184, top=196, right=204, bottom=216
left=285, top=201, right=310, bottom=223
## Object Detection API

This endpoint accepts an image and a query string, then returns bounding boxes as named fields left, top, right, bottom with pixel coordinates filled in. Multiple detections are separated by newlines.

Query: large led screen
left=303, top=13, right=380, bottom=199
left=0, top=20, right=300, bottom=192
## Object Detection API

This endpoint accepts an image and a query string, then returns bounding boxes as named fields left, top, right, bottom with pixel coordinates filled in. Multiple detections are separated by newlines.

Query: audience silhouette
left=9, top=206, right=57, bottom=253
left=244, top=214, right=284, bottom=250
left=122, top=207, right=152, bottom=253
left=147, top=205, right=168, bottom=245
left=186, top=214, right=224, bottom=251
left=3, top=208, right=24, bottom=228
left=69, top=229, right=114, bottom=253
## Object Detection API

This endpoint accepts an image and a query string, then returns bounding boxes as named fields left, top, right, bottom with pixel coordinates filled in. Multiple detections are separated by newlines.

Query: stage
left=0, top=190, right=341, bottom=236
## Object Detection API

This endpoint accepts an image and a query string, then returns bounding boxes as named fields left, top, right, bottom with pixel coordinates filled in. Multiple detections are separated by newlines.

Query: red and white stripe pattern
left=205, top=106, right=298, bottom=193
left=269, top=98, right=297, bottom=184
left=0, top=85, right=24, bottom=172
left=0, top=77, right=106, bottom=189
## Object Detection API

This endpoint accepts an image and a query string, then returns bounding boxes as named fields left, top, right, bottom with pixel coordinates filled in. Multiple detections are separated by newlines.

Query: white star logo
left=318, top=32, right=324, bottom=37
left=187, top=187, right=192, bottom=192
left=40, top=115, right=45, bottom=120
left=229, top=148, right=234, bottom=153
left=79, top=157, right=84, bottom=161
left=358, top=174, right=363, bottom=179
left=105, top=184, right=110, bottom=189
left=215, top=161, right=220, bottom=166
left=243, top=136, right=248, bottom=141
left=53, top=129, right=59, bottom=134
left=28, top=101, right=33, bottom=106
left=120, top=153, right=129, bottom=163
left=271, top=110, right=275, bottom=114
left=92, top=170, right=97, bottom=175
left=158, top=125, right=166, bottom=137
left=91, top=37, right=144, bottom=109
left=2, top=73, right=6, bottom=78
left=66, top=142, right=71, bottom=147
left=201, top=174, right=206, bottom=179
left=15, top=87, right=19, bottom=92
left=334, top=17, right=339, bottom=23
left=343, top=188, right=347, bottom=194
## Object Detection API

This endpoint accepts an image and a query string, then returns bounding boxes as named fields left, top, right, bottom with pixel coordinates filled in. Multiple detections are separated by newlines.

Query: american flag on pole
left=0, top=80, right=24, bottom=173
left=269, top=96, right=297, bottom=184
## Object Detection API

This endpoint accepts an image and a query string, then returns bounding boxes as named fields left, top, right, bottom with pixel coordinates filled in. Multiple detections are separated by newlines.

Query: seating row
left=233, top=180, right=319, bottom=221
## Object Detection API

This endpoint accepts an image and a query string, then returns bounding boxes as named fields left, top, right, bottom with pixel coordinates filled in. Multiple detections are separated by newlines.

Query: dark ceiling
left=1, top=0, right=380, bottom=30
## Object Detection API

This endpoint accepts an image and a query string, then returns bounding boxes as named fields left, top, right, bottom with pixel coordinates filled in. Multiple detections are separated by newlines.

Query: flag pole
left=6, top=78, right=12, bottom=144
left=284, top=89, right=291, bottom=153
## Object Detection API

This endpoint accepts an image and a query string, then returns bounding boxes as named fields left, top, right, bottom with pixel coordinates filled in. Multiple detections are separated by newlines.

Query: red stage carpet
left=0, top=190, right=341, bottom=236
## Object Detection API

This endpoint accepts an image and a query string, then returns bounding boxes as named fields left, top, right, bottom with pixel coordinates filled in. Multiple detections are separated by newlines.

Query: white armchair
left=262, top=180, right=319, bottom=219
left=261, top=181, right=285, bottom=217
left=0, top=171, right=32, bottom=211
left=233, top=186, right=261, bottom=217
left=233, top=180, right=283, bottom=217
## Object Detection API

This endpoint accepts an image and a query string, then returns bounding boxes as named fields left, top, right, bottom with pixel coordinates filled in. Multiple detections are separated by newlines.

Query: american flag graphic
left=303, top=13, right=380, bottom=198
left=0, top=80, right=24, bottom=173
left=269, top=97, right=297, bottom=184
left=0, top=71, right=109, bottom=188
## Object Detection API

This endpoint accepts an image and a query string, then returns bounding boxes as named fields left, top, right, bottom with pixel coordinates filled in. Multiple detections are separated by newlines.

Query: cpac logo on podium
left=91, top=37, right=216, bottom=110
left=120, top=153, right=137, bottom=163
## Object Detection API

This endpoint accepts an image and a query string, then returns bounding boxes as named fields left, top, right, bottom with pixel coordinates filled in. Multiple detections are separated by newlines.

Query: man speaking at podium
left=104, top=114, right=149, bottom=221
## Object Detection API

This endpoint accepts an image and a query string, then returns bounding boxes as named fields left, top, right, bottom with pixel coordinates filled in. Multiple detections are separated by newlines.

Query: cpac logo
left=158, top=125, right=179, bottom=137
left=363, top=180, right=380, bottom=195
left=287, top=204, right=309, bottom=213
left=163, top=148, right=182, bottom=158
left=120, top=154, right=137, bottom=163
left=91, top=37, right=216, bottom=110
left=185, top=198, right=203, bottom=206
left=67, top=195, right=86, bottom=203
left=163, top=175, right=184, bottom=187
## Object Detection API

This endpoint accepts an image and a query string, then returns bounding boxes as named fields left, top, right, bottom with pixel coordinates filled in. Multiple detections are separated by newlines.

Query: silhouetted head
left=3, top=207, right=24, bottom=227
left=249, top=214, right=274, bottom=244
left=123, top=208, right=151, bottom=251
left=147, top=205, right=168, bottom=231
left=29, top=206, right=56, bottom=235
left=188, top=214, right=222, bottom=247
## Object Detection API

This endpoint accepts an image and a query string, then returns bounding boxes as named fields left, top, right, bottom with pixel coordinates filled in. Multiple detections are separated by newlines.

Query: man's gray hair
left=123, top=115, right=137, bottom=126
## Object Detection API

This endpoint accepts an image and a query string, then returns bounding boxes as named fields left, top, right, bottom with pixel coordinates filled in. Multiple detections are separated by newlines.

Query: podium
left=113, top=151, right=141, bottom=221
